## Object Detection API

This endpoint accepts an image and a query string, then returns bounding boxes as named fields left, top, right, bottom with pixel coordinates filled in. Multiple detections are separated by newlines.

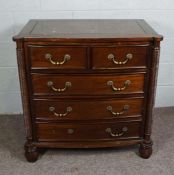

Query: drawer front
left=92, top=46, right=149, bottom=69
left=32, top=74, right=145, bottom=95
left=33, top=98, right=143, bottom=120
left=36, top=121, right=141, bottom=141
left=29, top=46, right=87, bottom=69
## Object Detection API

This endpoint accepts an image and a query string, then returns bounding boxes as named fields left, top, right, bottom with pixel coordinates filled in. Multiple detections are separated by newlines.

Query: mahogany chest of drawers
left=13, top=19, right=163, bottom=162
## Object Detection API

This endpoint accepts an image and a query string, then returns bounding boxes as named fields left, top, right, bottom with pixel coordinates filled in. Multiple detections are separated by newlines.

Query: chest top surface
left=13, top=19, right=162, bottom=41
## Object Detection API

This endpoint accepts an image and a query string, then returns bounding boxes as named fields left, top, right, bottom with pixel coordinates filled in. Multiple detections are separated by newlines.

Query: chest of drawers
left=13, top=19, right=163, bottom=162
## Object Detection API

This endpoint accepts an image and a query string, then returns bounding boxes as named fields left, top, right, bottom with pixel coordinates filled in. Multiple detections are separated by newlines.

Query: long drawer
left=31, top=73, right=145, bottom=96
left=36, top=121, right=141, bottom=141
left=33, top=98, right=144, bottom=121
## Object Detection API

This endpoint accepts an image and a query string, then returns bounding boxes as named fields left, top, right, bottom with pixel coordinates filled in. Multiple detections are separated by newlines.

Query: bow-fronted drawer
left=92, top=46, right=149, bottom=69
left=36, top=121, right=142, bottom=141
left=28, top=45, right=88, bottom=69
left=31, top=73, right=145, bottom=96
left=33, top=98, right=144, bottom=121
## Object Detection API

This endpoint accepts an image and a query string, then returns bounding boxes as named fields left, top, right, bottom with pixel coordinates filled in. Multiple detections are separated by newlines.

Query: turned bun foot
left=139, top=141, right=153, bottom=159
left=24, top=142, right=39, bottom=162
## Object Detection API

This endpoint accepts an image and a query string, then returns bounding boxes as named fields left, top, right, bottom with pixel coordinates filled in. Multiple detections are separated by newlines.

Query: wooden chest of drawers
left=13, top=19, right=163, bottom=162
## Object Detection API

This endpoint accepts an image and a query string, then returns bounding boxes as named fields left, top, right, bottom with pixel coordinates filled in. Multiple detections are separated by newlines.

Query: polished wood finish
left=29, top=45, right=88, bottom=69
left=13, top=19, right=162, bottom=41
left=92, top=46, right=148, bottom=69
left=34, top=139, right=141, bottom=148
left=36, top=121, right=141, bottom=141
left=31, top=73, right=145, bottom=96
left=33, top=98, right=144, bottom=121
left=13, top=19, right=163, bottom=162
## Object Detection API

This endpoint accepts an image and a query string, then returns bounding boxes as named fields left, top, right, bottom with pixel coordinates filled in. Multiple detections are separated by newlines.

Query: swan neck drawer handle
left=105, top=127, right=128, bottom=137
left=107, top=80, right=131, bottom=91
left=108, top=53, right=133, bottom=65
left=47, top=81, right=71, bottom=92
left=45, top=53, right=71, bottom=65
left=107, top=105, right=129, bottom=116
left=49, top=106, right=72, bottom=117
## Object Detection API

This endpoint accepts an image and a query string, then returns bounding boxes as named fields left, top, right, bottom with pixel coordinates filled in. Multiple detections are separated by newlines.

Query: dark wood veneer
left=29, top=45, right=88, bottom=69
left=36, top=121, right=141, bottom=141
left=13, top=19, right=163, bottom=162
left=31, top=73, right=145, bottom=96
left=92, top=46, right=148, bottom=69
left=33, top=98, right=144, bottom=121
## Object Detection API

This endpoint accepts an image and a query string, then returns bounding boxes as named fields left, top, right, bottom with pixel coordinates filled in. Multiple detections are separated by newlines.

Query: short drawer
left=36, top=121, right=141, bottom=141
left=92, top=46, right=149, bottom=69
left=31, top=73, right=145, bottom=96
left=28, top=46, right=87, bottom=69
left=33, top=98, right=144, bottom=121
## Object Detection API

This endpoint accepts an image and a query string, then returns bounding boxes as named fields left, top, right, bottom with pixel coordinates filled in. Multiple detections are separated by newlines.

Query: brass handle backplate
left=67, top=129, right=74, bottom=134
left=108, top=53, right=133, bottom=65
left=107, top=105, right=129, bottom=116
left=49, top=106, right=72, bottom=117
left=45, top=53, right=71, bottom=65
left=105, top=127, right=128, bottom=137
left=107, top=80, right=131, bottom=91
left=47, top=81, right=71, bottom=92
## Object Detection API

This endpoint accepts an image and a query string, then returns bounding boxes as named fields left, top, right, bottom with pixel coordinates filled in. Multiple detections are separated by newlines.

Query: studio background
left=0, top=0, right=173, bottom=114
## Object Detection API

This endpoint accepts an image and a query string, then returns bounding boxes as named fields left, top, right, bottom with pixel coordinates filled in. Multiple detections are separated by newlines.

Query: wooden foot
left=139, top=140, right=153, bottom=159
left=24, top=142, right=39, bottom=162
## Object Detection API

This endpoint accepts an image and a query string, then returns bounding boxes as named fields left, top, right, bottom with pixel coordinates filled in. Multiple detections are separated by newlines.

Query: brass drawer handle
left=107, top=105, right=129, bottom=116
left=47, top=81, right=72, bottom=92
left=107, top=80, right=131, bottom=91
left=105, top=127, right=128, bottom=137
left=49, top=106, right=72, bottom=117
left=108, top=53, right=133, bottom=65
left=45, top=53, right=71, bottom=65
